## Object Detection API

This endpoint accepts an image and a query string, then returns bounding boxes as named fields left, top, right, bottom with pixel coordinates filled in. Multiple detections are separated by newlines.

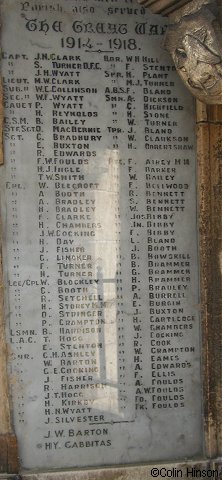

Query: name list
left=0, top=0, right=202, bottom=470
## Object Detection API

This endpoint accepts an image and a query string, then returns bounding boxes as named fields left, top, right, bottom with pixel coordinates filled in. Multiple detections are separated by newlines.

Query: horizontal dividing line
left=85, top=50, right=114, bottom=53
left=89, top=420, right=135, bottom=426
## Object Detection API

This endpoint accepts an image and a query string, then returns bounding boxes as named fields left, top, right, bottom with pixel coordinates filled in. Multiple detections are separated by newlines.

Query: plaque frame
left=0, top=10, right=222, bottom=480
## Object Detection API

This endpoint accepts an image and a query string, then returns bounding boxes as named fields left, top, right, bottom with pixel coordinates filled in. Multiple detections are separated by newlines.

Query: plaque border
left=196, top=101, right=222, bottom=459
left=1, top=460, right=222, bottom=480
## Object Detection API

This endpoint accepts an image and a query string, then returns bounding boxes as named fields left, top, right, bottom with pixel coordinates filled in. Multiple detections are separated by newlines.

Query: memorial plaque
left=0, top=0, right=203, bottom=471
